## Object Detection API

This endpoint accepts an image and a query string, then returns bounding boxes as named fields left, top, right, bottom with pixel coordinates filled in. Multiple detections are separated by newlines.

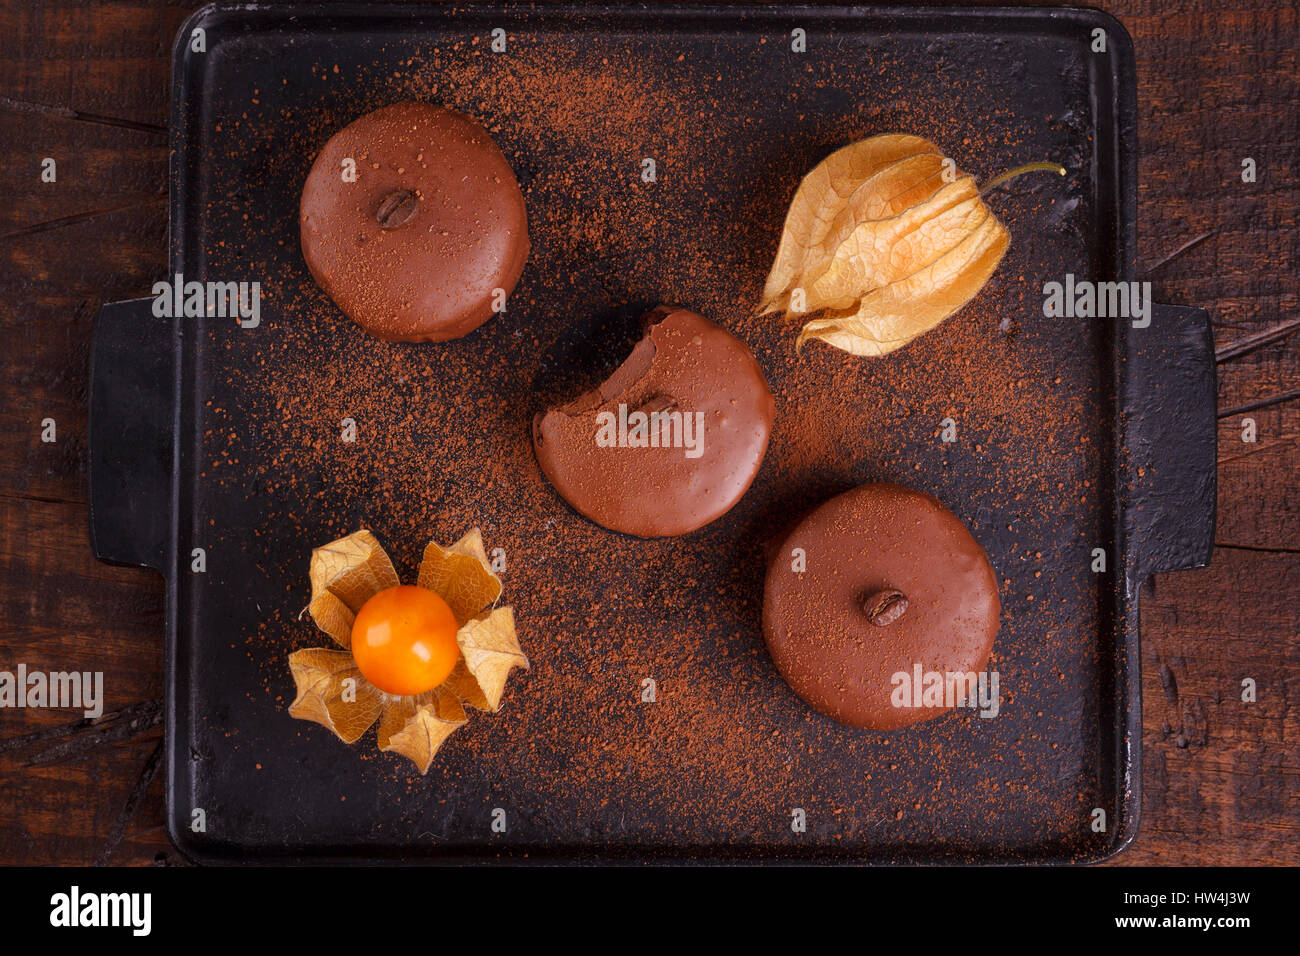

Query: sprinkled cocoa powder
left=184, top=14, right=1116, bottom=859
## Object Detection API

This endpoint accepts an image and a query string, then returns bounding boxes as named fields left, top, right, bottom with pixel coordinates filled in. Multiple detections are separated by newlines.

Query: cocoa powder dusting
left=190, top=21, right=1111, bottom=859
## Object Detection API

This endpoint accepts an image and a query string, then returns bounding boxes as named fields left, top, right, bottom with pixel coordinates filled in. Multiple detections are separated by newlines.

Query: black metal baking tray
left=89, top=3, right=1215, bottom=863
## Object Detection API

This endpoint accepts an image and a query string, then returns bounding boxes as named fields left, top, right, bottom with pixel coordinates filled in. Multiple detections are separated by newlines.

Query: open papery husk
left=416, top=528, right=502, bottom=626
left=760, top=133, right=1020, bottom=357
left=305, top=530, right=398, bottom=648
left=453, top=607, right=529, bottom=712
left=376, top=687, right=467, bottom=775
left=287, top=528, right=529, bottom=774
left=287, top=647, right=385, bottom=744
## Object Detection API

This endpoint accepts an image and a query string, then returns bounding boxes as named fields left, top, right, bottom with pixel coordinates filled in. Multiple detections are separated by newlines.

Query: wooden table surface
left=0, top=0, right=1295, bottom=866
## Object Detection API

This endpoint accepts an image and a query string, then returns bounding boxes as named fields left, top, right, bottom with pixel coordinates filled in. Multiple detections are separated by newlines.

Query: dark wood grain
left=0, top=0, right=1295, bottom=865
left=1116, top=0, right=1300, bottom=866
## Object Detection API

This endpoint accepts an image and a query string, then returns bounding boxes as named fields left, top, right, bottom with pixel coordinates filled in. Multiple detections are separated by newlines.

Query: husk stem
left=979, top=161, right=1067, bottom=195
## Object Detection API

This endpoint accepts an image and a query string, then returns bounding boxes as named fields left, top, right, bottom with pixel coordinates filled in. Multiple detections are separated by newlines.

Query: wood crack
left=1, top=197, right=165, bottom=240
left=0, top=490, right=82, bottom=506
left=0, top=699, right=162, bottom=764
left=1216, top=316, right=1300, bottom=363
left=1141, top=231, right=1215, bottom=277
left=1218, top=440, right=1292, bottom=465
left=1217, top=388, right=1300, bottom=419
left=1214, top=543, right=1300, bottom=555
left=94, top=739, right=164, bottom=867
left=0, top=94, right=167, bottom=135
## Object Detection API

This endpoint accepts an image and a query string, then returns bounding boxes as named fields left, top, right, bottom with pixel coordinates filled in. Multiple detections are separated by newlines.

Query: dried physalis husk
left=287, top=528, right=529, bottom=774
left=760, top=133, right=942, bottom=315
left=376, top=687, right=467, bottom=775
left=797, top=209, right=1008, bottom=355
left=418, top=533, right=528, bottom=712
left=305, top=529, right=398, bottom=648
left=287, top=647, right=385, bottom=744
left=416, top=527, right=502, bottom=626
left=760, top=133, right=1063, bottom=357
left=449, top=607, right=530, bottom=712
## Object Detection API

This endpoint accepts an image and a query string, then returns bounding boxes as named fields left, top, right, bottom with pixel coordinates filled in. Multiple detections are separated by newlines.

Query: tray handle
left=88, top=297, right=175, bottom=572
left=1125, top=303, right=1217, bottom=580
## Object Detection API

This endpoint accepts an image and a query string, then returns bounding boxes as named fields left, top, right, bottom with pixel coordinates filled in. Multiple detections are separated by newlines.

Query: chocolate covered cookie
left=762, top=483, right=1000, bottom=729
left=300, top=101, right=529, bottom=342
left=533, top=306, right=774, bottom=538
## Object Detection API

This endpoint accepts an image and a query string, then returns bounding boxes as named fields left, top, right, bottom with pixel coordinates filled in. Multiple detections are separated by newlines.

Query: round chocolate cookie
left=299, top=101, right=529, bottom=342
left=533, top=306, right=775, bottom=538
left=762, top=483, right=1000, bottom=729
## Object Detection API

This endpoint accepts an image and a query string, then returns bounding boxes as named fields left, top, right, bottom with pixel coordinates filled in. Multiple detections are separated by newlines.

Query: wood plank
left=1124, top=548, right=1300, bottom=864
left=0, top=0, right=1295, bottom=865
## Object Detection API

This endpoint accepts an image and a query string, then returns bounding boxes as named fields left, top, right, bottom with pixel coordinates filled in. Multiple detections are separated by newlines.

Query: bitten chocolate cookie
left=533, top=306, right=775, bottom=538
left=762, top=483, right=1000, bottom=729
left=299, top=101, right=529, bottom=342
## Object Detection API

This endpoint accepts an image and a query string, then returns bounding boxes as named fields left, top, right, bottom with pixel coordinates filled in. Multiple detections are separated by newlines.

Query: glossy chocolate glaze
left=763, top=483, right=1000, bottom=729
left=533, top=306, right=775, bottom=537
left=299, top=101, right=529, bottom=342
